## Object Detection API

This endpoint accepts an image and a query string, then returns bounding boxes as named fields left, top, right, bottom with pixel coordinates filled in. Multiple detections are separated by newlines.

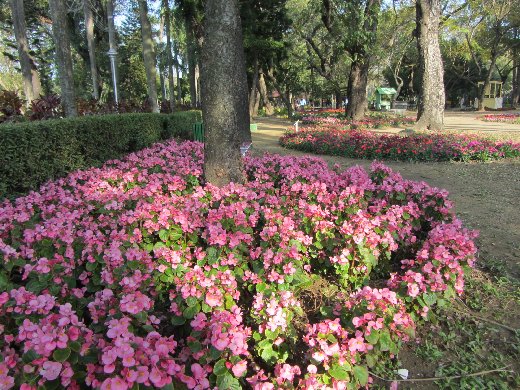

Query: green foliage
left=0, top=111, right=201, bottom=199
left=163, top=110, right=202, bottom=139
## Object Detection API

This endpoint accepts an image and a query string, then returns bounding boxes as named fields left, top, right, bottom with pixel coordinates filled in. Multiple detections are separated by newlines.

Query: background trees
left=0, top=0, right=519, bottom=122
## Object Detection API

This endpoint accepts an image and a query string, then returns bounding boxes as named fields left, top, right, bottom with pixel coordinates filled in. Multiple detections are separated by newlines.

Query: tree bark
left=346, top=59, right=370, bottom=120
left=345, top=0, right=381, bottom=120
left=186, top=19, right=198, bottom=108
left=163, top=0, right=176, bottom=111
left=283, top=88, right=293, bottom=119
left=159, top=71, right=166, bottom=103
left=138, top=0, right=159, bottom=113
left=174, top=40, right=182, bottom=104
left=513, top=52, right=519, bottom=106
left=415, top=0, right=445, bottom=130
left=48, top=0, right=76, bottom=116
left=334, top=91, right=342, bottom=110
left=258, top=69, right=274, bottom=115
left=9, top=0, right=41, bottom=104
left=249, top=54, right=259, bottom=118
left=83, top=0, right=99, bottom=100
left=201, top=0, right=250, bottom=187
left=478, top=56, right=497, bottom=111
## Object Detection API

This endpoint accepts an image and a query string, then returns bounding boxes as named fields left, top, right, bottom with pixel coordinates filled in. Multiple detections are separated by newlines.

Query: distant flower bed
left=0, top=140, right=478, bottom=389
left=478, top=113, right=520, bottom=124
left=297, top=113, right=416, bottom=129
left=280, top=128, right=520, bottom=162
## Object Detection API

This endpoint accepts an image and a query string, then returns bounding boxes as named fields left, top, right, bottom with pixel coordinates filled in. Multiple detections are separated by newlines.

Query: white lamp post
left=107, top=48, right=118, bottom=104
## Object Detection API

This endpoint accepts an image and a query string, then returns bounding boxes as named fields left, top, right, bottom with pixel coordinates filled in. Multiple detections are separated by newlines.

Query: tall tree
left=138, top=0, right=159, bottom=112
left=345, top=0, right=381, bottom=120
left=201, top=0, right=250, bottom=186
left=179, top=0, right=203, bottom=107
left=48, top=0, right=76, bottom=116
left=415, top=0, right=445, bottom=130
left=9, top=0, right=41, bottom=103
left=163, top=0, right=176, bottom=110
left=83, top=0, right=99, bottom=99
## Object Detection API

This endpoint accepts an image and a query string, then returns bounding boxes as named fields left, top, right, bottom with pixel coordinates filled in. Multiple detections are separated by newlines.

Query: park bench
left=389, top=101, right=408, bottom=115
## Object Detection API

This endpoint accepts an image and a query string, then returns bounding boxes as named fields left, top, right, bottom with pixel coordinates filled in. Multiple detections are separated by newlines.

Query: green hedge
left=0, top=111, right=201, bottom=199
left=163, top=110, right=202, bottom=139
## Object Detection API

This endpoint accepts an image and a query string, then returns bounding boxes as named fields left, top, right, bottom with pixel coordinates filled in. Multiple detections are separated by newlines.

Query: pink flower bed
left=0, top=140, right=477, bottom=389
left=298, top=114, right=416, bottom=129
left=280, top=126, right=520, bottom=162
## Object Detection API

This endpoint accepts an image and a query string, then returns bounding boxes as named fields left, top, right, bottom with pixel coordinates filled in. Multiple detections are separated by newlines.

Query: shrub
left=280, top=127, right=520, bottom=162
left=0, top=90, right=25, bottom=124
left=0, top=111, right=201, bottom=199
left=28, top=95, right=63, bottom=121
left=163, top=110, right=202, bottom=139
left=0, top=140, right=477, bottom=389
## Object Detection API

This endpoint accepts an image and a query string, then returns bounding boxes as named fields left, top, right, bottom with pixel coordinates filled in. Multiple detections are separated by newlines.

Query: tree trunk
left=163, top=0, right=175, bottom=111
left=9, top=0, right=41, bottom=104
left=196, top=61, right=201, bottom=106
left=335, top=91, right=342, bottom=110
left=345, top=0, right=380, bottom=120
left=138, top=0, right=159, bottom=113
left=415, top=0, right=445, bottom=130
left=478, top=56, right=497, bottom=111
left=201, top=0, right=250, bottom=187
left=253, top=90, right=260, bottom=117
left=249, top=54, right=259, bottom=118
left=48, top=0, right=76, bottom=116
left=283, top=89, right=293, bottom=119
left=258, top=70, right=274, bottom=115
left=346, top=59, right=369, bottom=120
left=159, top=71, right=166, bottom=103
left=83, top=0, right=99, bottom=100
left=174, top=40, right=182, bottom=104
left=513, top=52, right=519, bottom=106
left=186, top=20, right=198, bottom=108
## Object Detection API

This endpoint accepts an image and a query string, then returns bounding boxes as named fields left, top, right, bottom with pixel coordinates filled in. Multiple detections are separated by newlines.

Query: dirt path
left=251, top=117, right=520, bottom=280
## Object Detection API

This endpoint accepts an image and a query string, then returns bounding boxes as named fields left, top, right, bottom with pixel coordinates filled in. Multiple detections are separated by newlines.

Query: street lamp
left=107, top=48, right=118, bottom=104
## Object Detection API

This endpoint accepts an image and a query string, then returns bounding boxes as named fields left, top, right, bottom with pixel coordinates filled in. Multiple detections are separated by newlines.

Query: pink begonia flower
left=205, top=291, right=222, bottom=307
left=40, top=361, right=62, bottom=381
left=135, top=366, right=149, bottom=384
left=307, top=364, right=317, bottom=374
left=190, top=313, right=207, bottom=331
left=0, top=375, right=15, bottom=390
left=20, top=384, right=36, bottom=390
left=100, top=377, right=129, bottom=390
left=232, top=360, right=248, bottom=377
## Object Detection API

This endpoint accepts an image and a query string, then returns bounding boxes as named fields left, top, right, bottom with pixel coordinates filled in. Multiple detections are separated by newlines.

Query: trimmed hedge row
left=0, top=111, right=201, bottom=199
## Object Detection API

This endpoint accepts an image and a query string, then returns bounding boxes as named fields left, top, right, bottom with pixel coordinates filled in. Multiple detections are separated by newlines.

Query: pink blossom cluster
left=0, top=139, right=478, bottom=388
left=252, top=291, right=301, bottom=333
left=299, top=112, right=415, bottom=129
left=479, top=113, right=520, bottom=123
left=280, top=125, right=520, bottom=162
